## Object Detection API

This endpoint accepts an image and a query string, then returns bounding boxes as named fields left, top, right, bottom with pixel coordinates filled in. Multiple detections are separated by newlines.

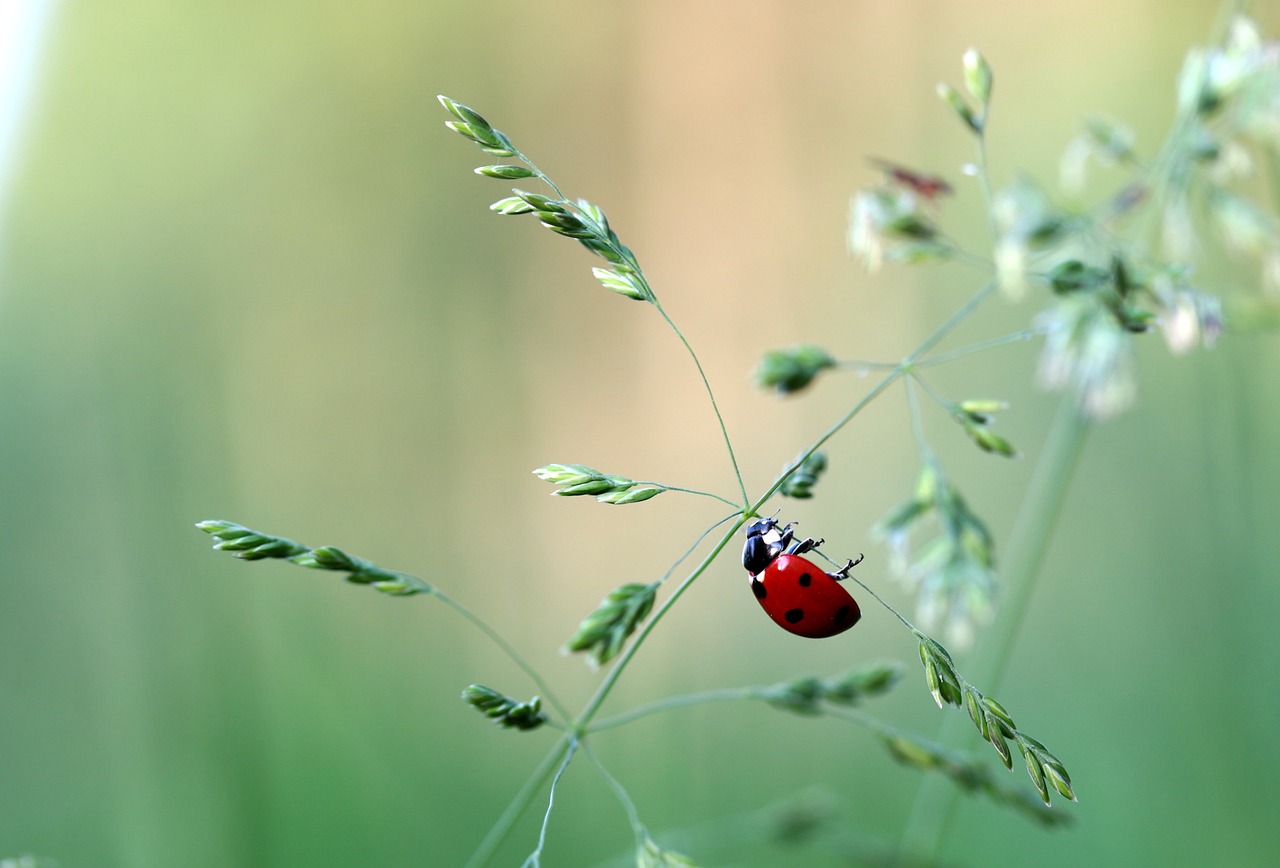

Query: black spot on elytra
left=751, top=578, right=766, bottom=600
left=834, top=605, right=851, bottom=624
left=785, top=608, right=804, bottom=624
left=798, top=573, right=812, bottom=587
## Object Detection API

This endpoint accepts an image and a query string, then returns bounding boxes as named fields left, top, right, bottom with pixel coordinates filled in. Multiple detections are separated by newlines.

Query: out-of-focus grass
left=0, top=2, right=1277, bottom=865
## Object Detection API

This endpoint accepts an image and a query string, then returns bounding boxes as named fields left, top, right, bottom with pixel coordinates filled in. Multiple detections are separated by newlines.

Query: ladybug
left=742, top=516, right=863, bottom=639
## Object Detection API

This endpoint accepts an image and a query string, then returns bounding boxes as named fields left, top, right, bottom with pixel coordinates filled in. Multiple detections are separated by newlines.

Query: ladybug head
left=742, top=515, right=792, bottom=575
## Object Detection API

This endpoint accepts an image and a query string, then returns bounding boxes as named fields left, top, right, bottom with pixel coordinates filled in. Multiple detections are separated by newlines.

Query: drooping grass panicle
left=437, top=95, right=517, bottom=158
left=754, top=652, right=1065, bottom=827
left=849, top=186, right=953, bottom=271
left=439, top=95, right=654, bottom=305
left=914, top=632, right=1075, bottom=806
left=197, top=519, right=575, bottom=726
left=881, top=729, right=1069, bottom=827
left=873, top=459, right=997, bottom=649
left=562, top=582, right=658, bottom=668
left=195, top=520, right=310, bottom=560
left=947, top=46, right=994, bottom=149
left=989, top=176, right=1069, bottom=299
left=910, top=372, right=1019, bottom=459
left=532, top=464, right=664, bottom=504
left=752, top=345, right=837, bottom=394
left=462, top=685, right=547, bottom=732
left=197, top=519, right=430, bottom=596
left=584, top=661, right=1057, bottom=830
left=507, top=513, right=734, bottom=719
left=443, top=95, right=750, bottom=507
left=778, top=450, right=828, bottom=499
left=763, top=661, right=903, bottom=716
left=532, top=464, right=742, bottom=508
left=953, top=397, right=1018, bottom=457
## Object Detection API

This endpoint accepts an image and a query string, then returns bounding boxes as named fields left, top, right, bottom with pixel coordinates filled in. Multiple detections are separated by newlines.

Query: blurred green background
left=1, top=1, right=1278, bottom=865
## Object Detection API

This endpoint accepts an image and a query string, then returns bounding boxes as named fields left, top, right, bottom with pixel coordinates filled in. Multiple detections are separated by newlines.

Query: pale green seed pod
left=988, top=728, right=1013, bottom=770
left=963, top=48, right=993, bottom=106
left=1044, top=761, right=1077, bottom=802
left=937, top=82, right=982, bottom=133
left=437, top=95, right=491, bottom=130
left=591, top=267, right=649, bottom=301
left=1021, top=741, right=1051, bottom=805
left=596, top=487, right=663, bottom=505
left=475, top=164, right=535, bottom=180
left=490, top=196, right=536, bottom=215
left=965, top=689, right=989, bottom=739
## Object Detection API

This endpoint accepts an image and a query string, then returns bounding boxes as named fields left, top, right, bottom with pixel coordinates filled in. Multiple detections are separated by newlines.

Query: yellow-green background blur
left=2, top=2, right=1278, bottom=866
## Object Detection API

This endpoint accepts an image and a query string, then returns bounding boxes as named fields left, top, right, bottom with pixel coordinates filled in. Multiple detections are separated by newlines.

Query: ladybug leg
left=827, top=553, right=865, bottom=581
left=786, top=536, right=824, bottom=556
left=774, top=522, right=797, bottom=554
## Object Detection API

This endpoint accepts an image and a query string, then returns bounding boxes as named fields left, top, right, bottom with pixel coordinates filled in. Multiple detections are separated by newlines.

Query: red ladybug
left=742, top=516, right=863, bottom=639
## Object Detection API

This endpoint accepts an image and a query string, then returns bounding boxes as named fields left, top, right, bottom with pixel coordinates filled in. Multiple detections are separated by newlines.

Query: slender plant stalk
left=974, top=129, right=999, bottom=241
left=590, top=686, right=770, bottom=732
left=634, top=483, right=741, bottom=509
left=591, top=684, right=905, bottom=736
left=653, top=512, right=743, bottom=584
left=759, top=370, right=904, bottom=504
left=836, top=358, right=904, bottom=372
left=486, top=526, right=740, bottom=867
left=465, top=517, right=747, bottom=867
left=916, top=326, right=1047, bottom=367
left=500, top=135, right=750, bottom=507
left=935, top=237, right=994, bottom=271
left=581, top=743, right=647, bottom=839
left=572, top=521, right=746, bottom=731
left=522, top=738, right=579, bottom=867
left=465, top=737, right=573, bottom=868
left=466, top=511, right=741, bottom=865
left=903, top=374, right=934, bottom=456
left=755, top=280, right=997, bottom=512
left=896, top=396, right=1090, bottom=861
left=435, top=592, right=571, bottom=722
left=652, top=301, right=751, bottom=507
left=909, top=280, right=998, bottom=361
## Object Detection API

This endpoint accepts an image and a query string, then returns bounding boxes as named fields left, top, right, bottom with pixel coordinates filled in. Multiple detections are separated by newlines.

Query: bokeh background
left=1, top=1, right=1278, bottom=865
